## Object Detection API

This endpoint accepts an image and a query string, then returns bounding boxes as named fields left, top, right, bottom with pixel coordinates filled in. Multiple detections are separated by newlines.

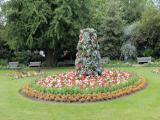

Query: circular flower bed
left=21, top=69, right=147, bottom=103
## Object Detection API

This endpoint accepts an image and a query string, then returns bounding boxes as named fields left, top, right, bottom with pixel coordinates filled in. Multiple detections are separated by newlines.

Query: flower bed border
left=20, top=77, right=147, bottom=103
left=9, top=70, right=44, bottom=79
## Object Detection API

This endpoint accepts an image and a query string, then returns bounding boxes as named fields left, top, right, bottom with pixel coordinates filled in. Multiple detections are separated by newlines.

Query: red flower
left=81, top=75, right=86, bottom=80
left=79, top=34, right=83, bottom=41
left=36, top=69, right=132, bottom=89
left=76, top=64, right=81, bottom=69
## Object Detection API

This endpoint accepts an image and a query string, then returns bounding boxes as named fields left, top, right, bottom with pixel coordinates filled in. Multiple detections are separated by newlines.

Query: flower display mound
left=21, top=69, right=147, bottom=103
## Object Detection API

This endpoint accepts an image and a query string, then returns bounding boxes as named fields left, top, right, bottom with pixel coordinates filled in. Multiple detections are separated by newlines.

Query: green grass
left=0, top=67, right=160, bottom=120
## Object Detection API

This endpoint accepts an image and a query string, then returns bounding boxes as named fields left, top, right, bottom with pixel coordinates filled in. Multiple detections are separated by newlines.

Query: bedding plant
left=152, top=68, right=160, bottom=74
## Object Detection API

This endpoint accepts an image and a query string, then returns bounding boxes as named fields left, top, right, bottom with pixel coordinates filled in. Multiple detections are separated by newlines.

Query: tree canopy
left=99, top=0, right=124, bottom=59
left=0, top=0, right=159, bottom=65
left=134, top=6, right=160, bottom=57
left=3, top=0, right=90, bottom=66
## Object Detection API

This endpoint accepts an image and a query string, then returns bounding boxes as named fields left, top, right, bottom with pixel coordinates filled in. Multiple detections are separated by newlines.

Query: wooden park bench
left=29, top=62, right=41, bottom=68
left=7, top=62, right=20, bottom=69
left=137, top=57, right=151, bottom=64
left=28, top=62, right=41, bottom=71
left=57, top=60, right=75, bottom=66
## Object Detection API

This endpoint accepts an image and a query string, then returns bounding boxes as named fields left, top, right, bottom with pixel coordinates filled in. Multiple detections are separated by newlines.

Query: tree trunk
left=46, top=49, right=55, bottom=67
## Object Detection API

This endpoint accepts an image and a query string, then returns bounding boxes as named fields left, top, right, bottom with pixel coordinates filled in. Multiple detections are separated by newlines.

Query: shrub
left=10, top=51, right=43, bottom=65
left=0, top=59, right=7, bottom=66
left=134, top=6, right=160, bottom=58
left=121, top=41, right=137, bottom=59
left=10, top=51, right=30, bottom=64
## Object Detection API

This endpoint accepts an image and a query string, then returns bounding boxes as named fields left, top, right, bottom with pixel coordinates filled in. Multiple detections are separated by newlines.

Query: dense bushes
left=134, top=7, right=160, bottom=58
left=0, top=25, right=10, bottom=59
left=99, top=1, right=124, bottom=59
left=98, top=1, right=160, bottom=60
left=0, top=59, right=7, bottom=69
left=0, top=50, right=44, bottom=67
left=9, top=51, right=43, bottom=65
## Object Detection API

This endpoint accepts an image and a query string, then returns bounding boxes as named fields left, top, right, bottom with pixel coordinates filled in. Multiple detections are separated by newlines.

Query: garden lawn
left=0, top=67, right=160, bottom=120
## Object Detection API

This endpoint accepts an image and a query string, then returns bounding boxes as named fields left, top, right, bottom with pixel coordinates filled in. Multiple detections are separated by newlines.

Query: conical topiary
left=75, top=28, right=102, bottom=76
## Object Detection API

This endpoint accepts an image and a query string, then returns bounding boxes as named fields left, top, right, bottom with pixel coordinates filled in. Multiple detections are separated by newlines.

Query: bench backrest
left=8, top=62, right=19, bottom=68
left=137, top=57, right=151, bottom=63
left=29, top=62, right=41, bottom=67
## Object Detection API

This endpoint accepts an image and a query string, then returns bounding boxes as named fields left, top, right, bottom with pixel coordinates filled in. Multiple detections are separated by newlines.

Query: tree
left=88, top=0, right=109, bottom=30
left=134, top=6, right=160, bottom=58
left=120, top=0, right=148, bottom=24
left=0, top=1, right=9, bottom=59
left=99, top=0, right=125, bottom=59
left=3, top=0, right=89, bottom=66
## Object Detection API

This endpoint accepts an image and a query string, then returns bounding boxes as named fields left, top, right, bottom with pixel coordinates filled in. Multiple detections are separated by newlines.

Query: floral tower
left=75, top=28, right=102, bottom=76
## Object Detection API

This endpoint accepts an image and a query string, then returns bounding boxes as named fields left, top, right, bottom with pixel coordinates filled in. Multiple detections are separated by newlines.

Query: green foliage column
left=75, top=28, right=102, bottom=76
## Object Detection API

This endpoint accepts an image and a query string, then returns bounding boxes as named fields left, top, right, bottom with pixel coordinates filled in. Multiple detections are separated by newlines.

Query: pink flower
left=36, top=69, right=132, bottom=89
